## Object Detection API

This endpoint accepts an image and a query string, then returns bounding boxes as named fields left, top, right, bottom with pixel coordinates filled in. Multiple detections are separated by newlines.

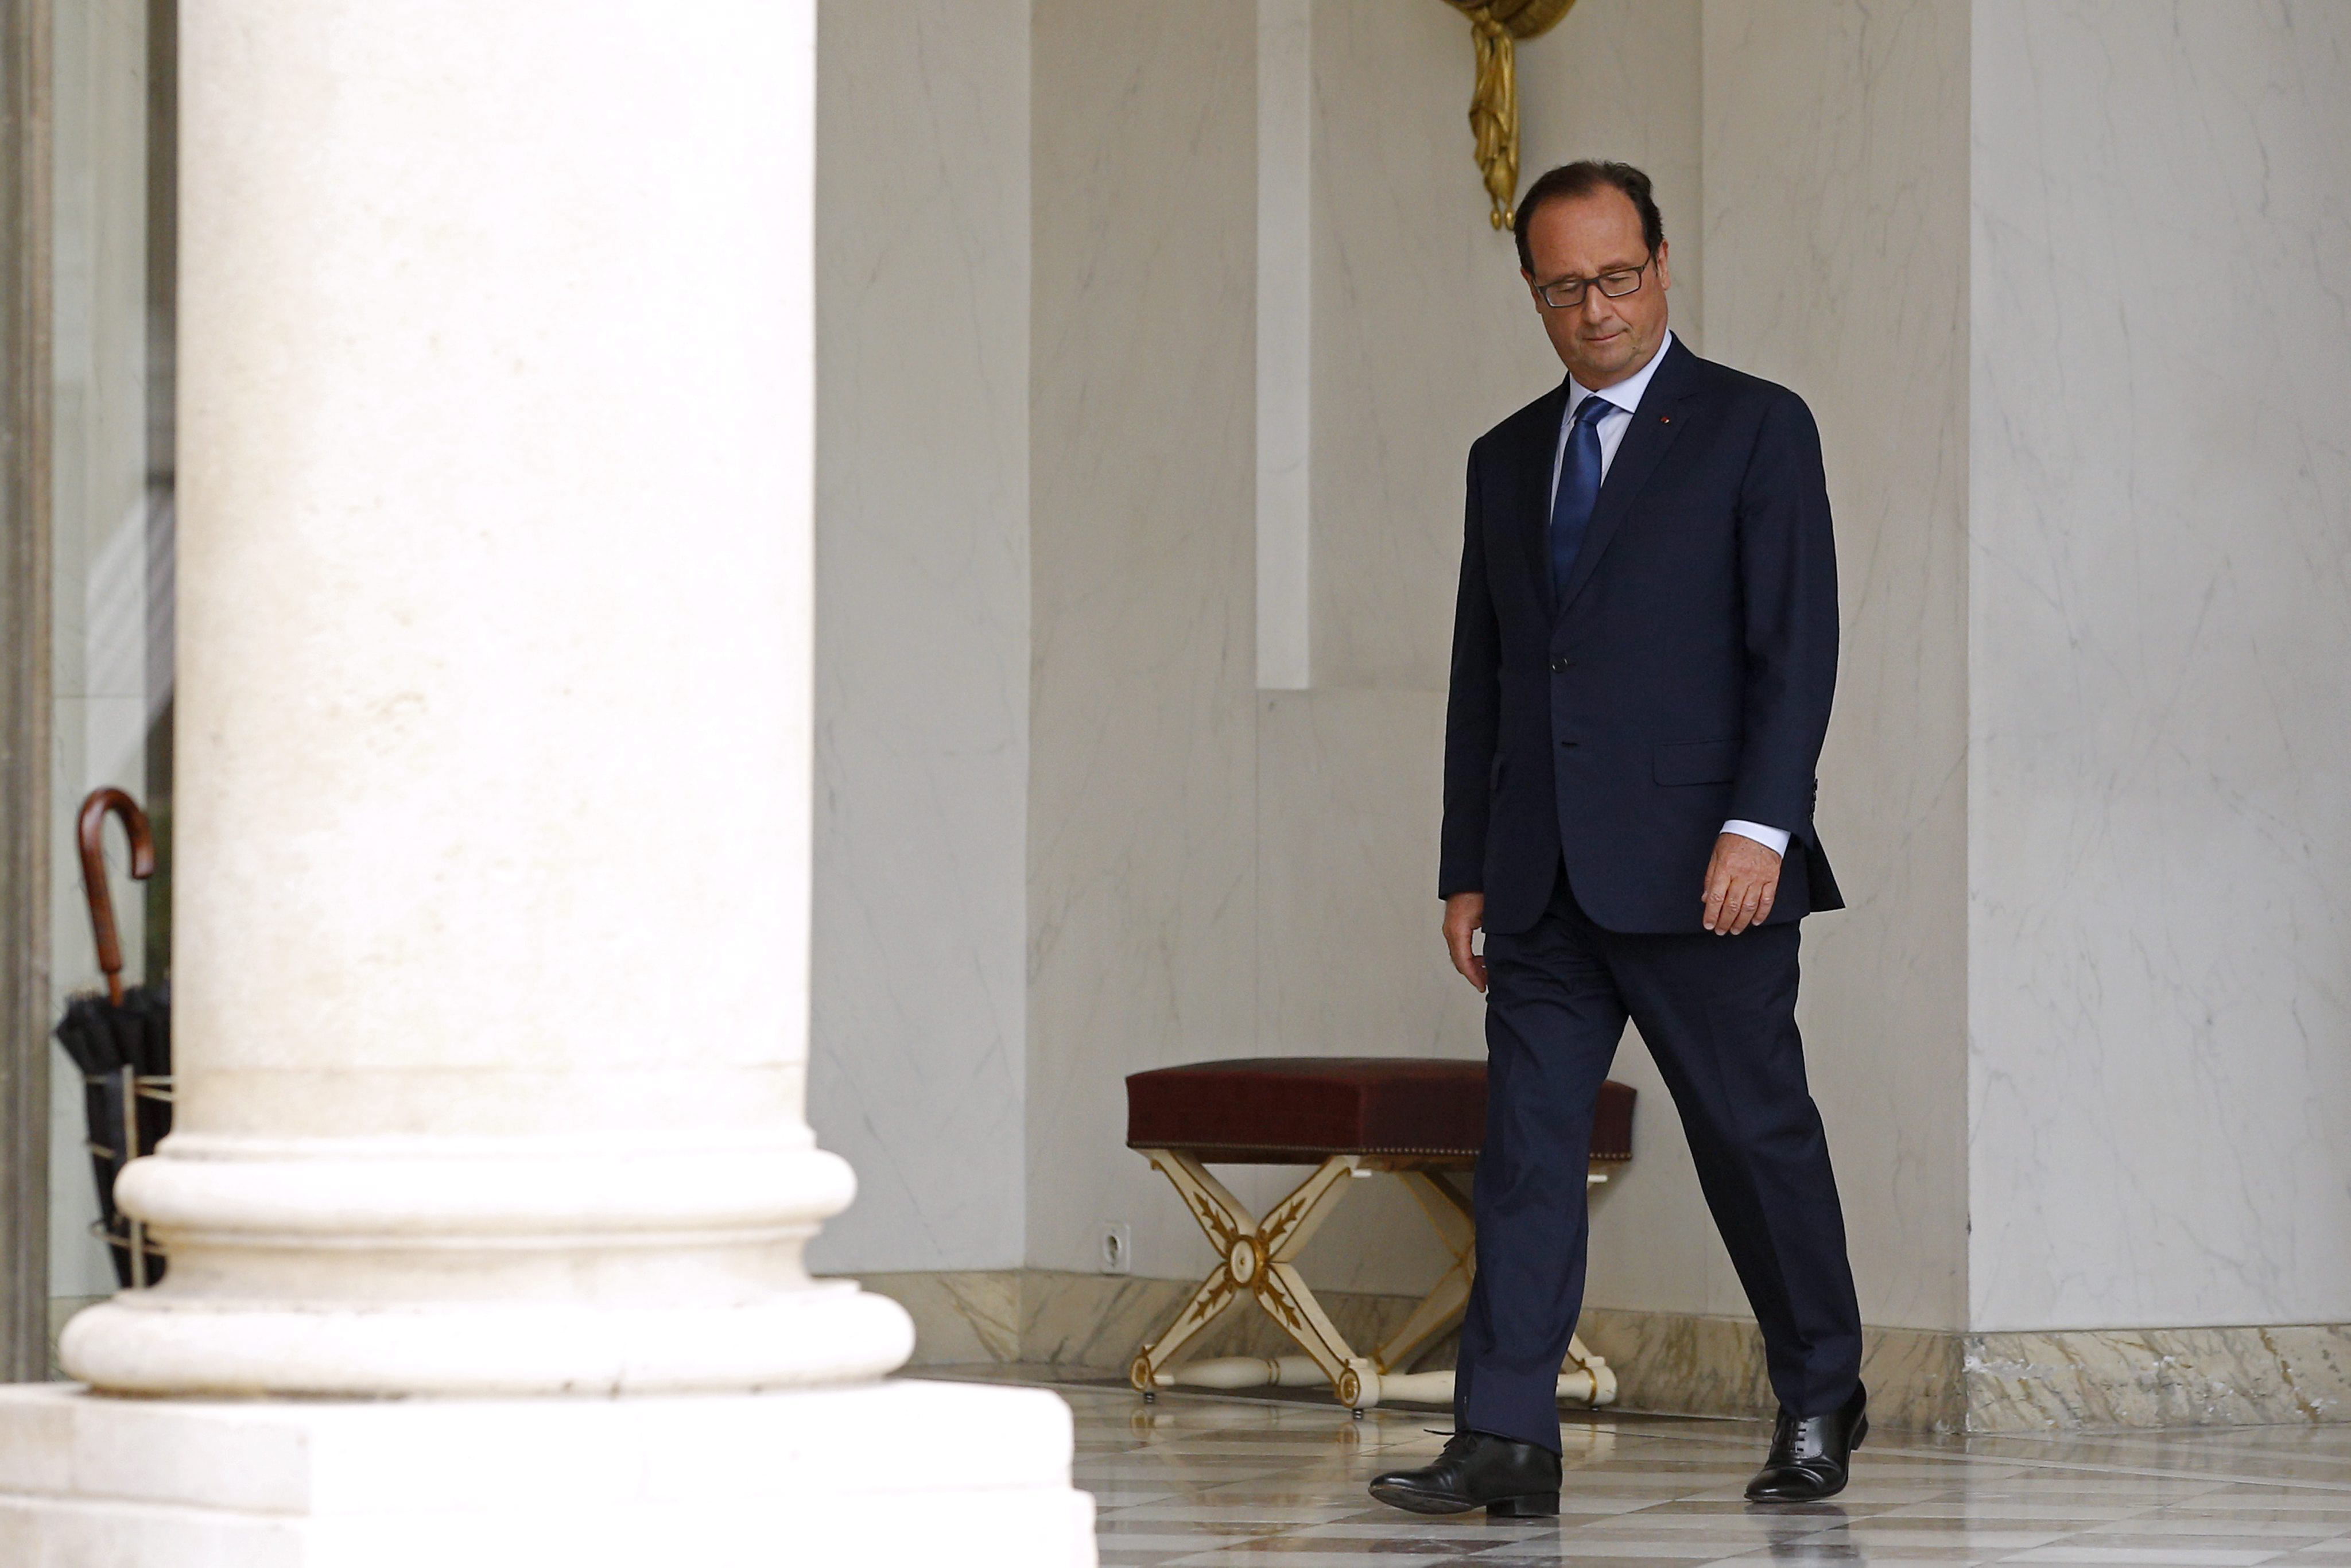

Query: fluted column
left=61, top=0, right=911, bottom=1397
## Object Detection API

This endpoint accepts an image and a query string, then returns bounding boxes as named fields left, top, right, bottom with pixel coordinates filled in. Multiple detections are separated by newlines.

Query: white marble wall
left=1304, top=0, right=1561, bottom=690
left=1025, top=0, right=1262, bottom=1283
left=825, top=0, right=2351, bottom=1357
left=1699, top=0, right=1974, bottom=1332
left=1256, top=0, right=1312, bottom=692
left=806, top=0, right=1033, bottom=1274
left=1966, top=0, right=2351, bottom=1331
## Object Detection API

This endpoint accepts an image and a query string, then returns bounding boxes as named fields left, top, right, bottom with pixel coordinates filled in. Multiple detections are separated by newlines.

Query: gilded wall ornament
left=1438, top=0, right=1577, bottom=230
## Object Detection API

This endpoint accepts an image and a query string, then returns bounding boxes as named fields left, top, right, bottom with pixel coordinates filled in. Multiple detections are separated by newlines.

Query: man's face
left=1521, top=188, right=1671, bottom=390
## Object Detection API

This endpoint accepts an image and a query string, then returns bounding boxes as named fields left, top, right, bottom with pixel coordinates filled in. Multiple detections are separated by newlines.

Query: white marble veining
left=977, top=1369, right=2351, bottom=1566
left=1966, top=0, right=2351, bottom=1332
left=1969, top=1324, right=2351, bottom=1431
left=1256, top=0, right=1312, bottom=693
left=1578, top=1306, right=1971, bottom=1430
left=1305, top=0, right=1564, bottom=691
left=863, top=1279, right=2351, bottom=1433
left=1252, top=689, right=1479, bottom=1296
left=806, top=0, right=1034, bottom=1275
left=1026, top=0, right=1262, bottom=1284
left=1681, top=0, right=1979, bottom=1333
left=854, top=1269, right=1026, bottom=1367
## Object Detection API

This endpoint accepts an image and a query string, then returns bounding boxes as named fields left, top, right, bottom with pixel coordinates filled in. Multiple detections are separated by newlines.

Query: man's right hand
left=1443, top=891, right=1488, bottom=993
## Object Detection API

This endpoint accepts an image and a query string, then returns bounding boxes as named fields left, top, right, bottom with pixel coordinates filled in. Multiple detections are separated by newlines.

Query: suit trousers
left=1454, top=864, right=1863, bottom=1451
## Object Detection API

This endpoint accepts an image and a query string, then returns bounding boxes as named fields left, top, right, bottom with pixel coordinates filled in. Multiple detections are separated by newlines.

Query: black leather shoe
left=1368, top=1429, right=1562, bottom=1516
left=1745, top=1382, right=1869, bottom=1503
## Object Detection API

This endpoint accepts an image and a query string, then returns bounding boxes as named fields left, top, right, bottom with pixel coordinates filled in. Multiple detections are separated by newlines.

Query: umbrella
left=52, top=787, right=170, bottom=1288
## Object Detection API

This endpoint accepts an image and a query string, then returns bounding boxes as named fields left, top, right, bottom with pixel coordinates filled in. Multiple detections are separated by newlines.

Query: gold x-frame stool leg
left=1128, top=1149, right=1617, bottom=1412
left=1127, top=1151, right=1376, bottom=1404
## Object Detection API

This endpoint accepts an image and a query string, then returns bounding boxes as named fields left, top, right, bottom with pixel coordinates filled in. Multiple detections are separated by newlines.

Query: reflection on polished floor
left=943, top=1371, right=2351, bottom=1567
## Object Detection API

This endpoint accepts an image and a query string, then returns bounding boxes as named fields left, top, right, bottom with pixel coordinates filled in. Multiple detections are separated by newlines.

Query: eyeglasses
left=1535, top=254, right=1652, bottom=310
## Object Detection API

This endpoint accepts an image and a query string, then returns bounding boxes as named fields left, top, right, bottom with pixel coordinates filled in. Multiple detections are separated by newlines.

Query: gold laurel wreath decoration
left=1439, top=0, right=1577, bottom=230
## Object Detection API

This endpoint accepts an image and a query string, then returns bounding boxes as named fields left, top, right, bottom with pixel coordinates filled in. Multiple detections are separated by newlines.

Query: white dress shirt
left=1549, top=330, right=1791, bottom=860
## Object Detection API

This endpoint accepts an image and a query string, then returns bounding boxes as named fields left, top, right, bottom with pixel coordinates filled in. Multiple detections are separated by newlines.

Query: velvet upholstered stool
left=1124, top=1057, right=1634, bottom=1412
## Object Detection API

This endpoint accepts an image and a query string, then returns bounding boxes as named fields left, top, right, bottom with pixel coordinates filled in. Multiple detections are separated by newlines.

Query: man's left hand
left=1702, top=833, right=1782, bottom=934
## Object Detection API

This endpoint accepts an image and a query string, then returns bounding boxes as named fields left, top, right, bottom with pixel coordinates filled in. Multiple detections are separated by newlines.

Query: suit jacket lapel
left=1553, top=339, right=1697, bottom=617
left=1516, top=382, right=1570, bottom=618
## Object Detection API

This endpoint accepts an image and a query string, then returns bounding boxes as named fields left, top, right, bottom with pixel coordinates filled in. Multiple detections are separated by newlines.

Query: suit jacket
left=1439, top=336, right=1845, bottom=936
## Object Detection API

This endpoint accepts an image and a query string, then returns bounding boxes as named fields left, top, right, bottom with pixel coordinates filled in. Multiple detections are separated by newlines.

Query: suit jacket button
left=1549, top=657, right=1569, bottom=672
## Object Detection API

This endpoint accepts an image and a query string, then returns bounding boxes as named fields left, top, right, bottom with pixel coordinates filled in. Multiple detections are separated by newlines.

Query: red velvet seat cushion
left=1126, top=1057, right=1633, bottom=1166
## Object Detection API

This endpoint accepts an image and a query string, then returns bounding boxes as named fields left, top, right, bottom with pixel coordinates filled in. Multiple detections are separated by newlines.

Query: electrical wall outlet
left=1098, top=1221, right=1132, bottom=1276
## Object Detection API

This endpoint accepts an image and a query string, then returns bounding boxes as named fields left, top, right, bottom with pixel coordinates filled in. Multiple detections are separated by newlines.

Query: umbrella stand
left=110, top=1066, right=176, bottom=1289
left=55, top=788, right=173, bottom=1290
left=117, top=1066, right=138, bottom=1291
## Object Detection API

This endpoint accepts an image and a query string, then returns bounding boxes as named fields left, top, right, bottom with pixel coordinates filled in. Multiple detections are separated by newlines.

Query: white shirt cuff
left=1721, top=820, right=1791, bottom=857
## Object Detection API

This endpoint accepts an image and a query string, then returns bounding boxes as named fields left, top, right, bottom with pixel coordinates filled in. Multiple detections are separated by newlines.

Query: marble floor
left=941, top=1371, right=2351, bottom=1567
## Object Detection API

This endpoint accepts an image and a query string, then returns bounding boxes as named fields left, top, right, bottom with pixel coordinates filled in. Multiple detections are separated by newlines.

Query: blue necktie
left=1550, top=394, right=1615, bottom=604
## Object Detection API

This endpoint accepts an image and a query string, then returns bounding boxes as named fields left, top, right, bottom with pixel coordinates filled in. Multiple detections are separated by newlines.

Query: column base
left=0, top=1378, right=1095, bottom=1567
left=61, top=1281, right=918, bottom=1397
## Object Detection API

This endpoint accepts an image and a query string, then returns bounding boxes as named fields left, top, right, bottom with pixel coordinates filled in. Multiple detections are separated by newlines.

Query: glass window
left=44, top=0, right=174, bottom=1329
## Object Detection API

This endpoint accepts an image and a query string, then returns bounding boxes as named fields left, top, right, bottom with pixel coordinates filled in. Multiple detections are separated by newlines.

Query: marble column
left=0, top=2, right=1091, bottom=1559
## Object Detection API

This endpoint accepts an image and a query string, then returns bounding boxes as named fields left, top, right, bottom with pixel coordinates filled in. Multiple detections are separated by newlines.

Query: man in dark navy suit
left=1370, top=162, right=1867, bottom=1517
